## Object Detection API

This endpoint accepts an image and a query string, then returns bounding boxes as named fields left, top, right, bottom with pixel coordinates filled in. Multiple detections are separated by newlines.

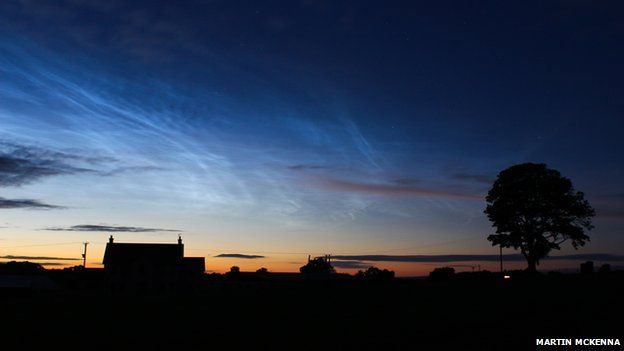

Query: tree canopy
left=485, top=163, right=595, bottom=272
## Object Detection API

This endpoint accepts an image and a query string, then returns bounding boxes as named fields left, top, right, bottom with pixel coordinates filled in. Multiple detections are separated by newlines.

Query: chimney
left=177, top=234, right=184, bottom=258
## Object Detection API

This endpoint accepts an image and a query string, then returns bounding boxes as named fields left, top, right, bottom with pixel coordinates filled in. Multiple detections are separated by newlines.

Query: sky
left=0, top=0, right=623, bottom=276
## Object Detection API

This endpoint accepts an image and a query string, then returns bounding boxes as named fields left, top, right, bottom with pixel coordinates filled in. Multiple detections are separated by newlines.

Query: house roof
left=103, top=243, right=183, bottom=266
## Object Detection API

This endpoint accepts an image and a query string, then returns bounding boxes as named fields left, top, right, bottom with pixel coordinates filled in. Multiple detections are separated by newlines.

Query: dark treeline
left=2, top=260, right=623, bottom=350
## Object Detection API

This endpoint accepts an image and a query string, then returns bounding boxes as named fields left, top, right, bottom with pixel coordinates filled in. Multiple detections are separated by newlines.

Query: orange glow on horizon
left=1, top=256, right=595, bottom=277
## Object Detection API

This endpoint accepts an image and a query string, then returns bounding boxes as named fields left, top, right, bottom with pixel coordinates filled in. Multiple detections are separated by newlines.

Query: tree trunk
left=526, top=256, right=537, bottom=273
left=524, top=236, right=538, bottom=273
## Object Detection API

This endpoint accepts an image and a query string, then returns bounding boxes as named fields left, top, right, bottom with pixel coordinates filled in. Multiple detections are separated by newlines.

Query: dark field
left=2, top=273, right=623, bottom=350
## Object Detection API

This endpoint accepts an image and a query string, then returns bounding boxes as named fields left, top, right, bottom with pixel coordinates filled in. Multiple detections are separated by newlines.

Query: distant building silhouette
left=103, top=235, right=205, bottom=294
left=300, top=255, right=335, bottom=276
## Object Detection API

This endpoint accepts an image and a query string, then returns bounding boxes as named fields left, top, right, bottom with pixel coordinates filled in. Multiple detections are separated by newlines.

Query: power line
left=184, top=236, right=487, bottom=256
left=0, top=241, right=83, bottom=249
left=1, top=237, right=488, bottom=258
left=185, top=248, right=311, bottom=255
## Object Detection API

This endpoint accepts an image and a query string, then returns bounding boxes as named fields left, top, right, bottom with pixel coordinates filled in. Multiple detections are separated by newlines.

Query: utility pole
left=82, top=242, right=89, bottom=268
left=499, top=245, right=503, bottom=274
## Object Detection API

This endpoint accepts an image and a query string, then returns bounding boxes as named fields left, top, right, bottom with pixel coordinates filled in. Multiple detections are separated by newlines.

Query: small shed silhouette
left=103, top=235, right=204, bottom=294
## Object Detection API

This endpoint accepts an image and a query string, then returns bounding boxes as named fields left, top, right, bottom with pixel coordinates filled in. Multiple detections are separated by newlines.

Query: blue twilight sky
left=0, top=0, right=623, bottom=274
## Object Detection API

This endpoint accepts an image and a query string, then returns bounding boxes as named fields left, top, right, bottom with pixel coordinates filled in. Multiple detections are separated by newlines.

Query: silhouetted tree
left=256, top=267, right=268, bottom=274
left=300, top=257, right=335, bottom=274
left=355, top=266, right=395, bottom=281
left=428, top=267, right=455, bottom=281
left=229, top=266, right=240, bottom=274
left=485, top=163, right=595, bottom=273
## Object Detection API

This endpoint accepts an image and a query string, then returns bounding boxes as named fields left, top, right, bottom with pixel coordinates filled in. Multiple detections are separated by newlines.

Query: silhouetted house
left=103, top=235, right=205, bottom=294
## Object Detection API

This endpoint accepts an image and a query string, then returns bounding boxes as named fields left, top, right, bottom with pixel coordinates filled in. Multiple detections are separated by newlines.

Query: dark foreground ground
left=2, top=272, right=623, bottom=350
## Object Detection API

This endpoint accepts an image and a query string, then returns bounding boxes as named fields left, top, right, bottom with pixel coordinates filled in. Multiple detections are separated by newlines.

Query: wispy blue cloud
left=319, top=178, right=482, bottom=199
left=6, top=36, right=490, bottom=229
left=0, top=0, right=621, bottom=269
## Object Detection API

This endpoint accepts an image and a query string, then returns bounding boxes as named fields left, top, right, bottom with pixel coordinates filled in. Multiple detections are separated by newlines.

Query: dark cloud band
left=44, top=225, right=180, bottom=232
left=0, top=141, right=162, bottom=188
left=0, top=197, right=63, bottom=209
left=215, top=254, right=265, bottom=259
left=0, top=255, right=80, bottom=261
left=0, top=142, right=99, bottom=187
left=331, top=254, right=624, bottom=263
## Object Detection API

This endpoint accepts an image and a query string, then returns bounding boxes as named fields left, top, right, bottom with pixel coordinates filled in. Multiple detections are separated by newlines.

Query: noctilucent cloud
left=1, top=1, right=623, bottom=275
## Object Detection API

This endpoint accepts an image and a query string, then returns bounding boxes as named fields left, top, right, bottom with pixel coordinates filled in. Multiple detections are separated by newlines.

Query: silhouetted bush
left=580, top=261, right=594, bottom=274
left=223, top=266, right=241, bottom=281
left=599, top=264, right=611, bottom=273
left=355, top=266, right=395, bottom=281
left=256, top=267, right=268, bottom=274
left=454, top=270, right=497, bottom=283
left=62, top=265, right=86, bottom=272
left=428, top=267, right=455, bottom=282
left=0, top=261, right=45, bottom=275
